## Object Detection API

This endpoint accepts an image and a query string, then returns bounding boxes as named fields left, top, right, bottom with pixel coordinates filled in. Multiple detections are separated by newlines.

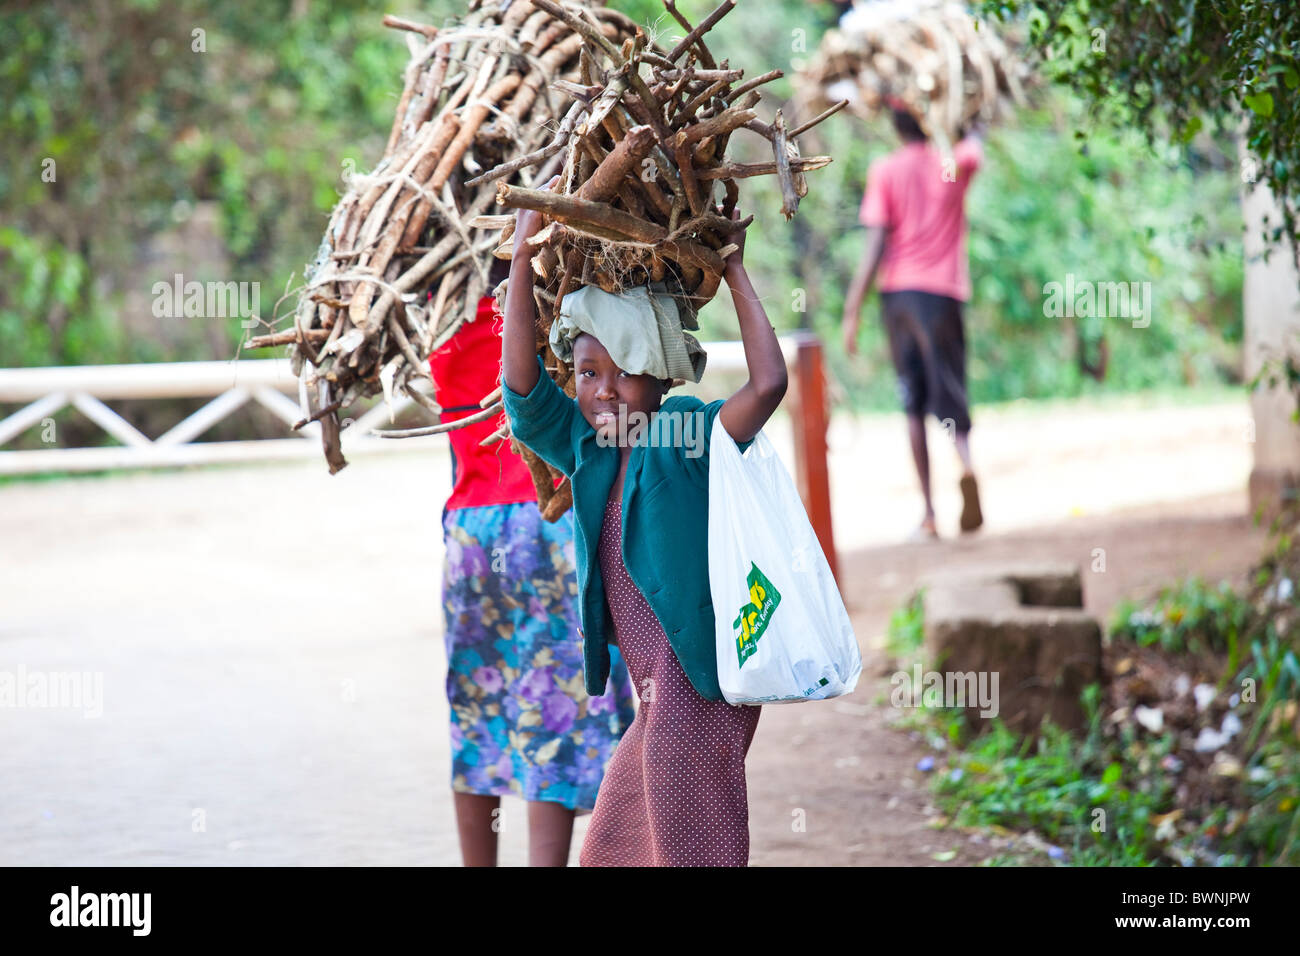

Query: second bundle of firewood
left=796, top=0, right=1035, bottom=150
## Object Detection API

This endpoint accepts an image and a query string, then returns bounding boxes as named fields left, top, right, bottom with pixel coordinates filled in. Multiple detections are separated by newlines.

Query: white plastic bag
left=707, top=416, right=862, bottom=704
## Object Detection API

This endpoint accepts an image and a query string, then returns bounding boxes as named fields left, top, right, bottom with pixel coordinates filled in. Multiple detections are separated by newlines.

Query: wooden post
left=790, top=332, right=838, bottom=583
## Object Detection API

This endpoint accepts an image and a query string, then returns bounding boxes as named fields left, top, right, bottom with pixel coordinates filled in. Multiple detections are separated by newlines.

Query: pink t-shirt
left=859, top=138, right=982, bottom=302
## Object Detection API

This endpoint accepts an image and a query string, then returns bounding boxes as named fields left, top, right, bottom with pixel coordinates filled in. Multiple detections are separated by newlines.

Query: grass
left=885, top=588, right=926, bottom=661
left=888, top=573, right=1300, bottom=867
left=1108, top=576, right=1251, bottom=658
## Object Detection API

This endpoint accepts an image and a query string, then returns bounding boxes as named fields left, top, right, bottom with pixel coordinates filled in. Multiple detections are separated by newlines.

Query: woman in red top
left=429, top=270, right=635, bottom=866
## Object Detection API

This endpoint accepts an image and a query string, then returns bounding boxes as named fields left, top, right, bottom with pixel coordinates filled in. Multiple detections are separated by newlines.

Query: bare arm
left=501, top=181, right=556, bottom=396
left=717, top=211, right=788, bottom=444
left=497, top=177, right=582, bottom=476
left=841, top=226, right=887, bottom=356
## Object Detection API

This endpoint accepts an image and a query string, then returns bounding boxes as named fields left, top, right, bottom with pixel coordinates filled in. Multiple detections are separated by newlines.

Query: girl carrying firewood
left=500, top=181, right=788, bottom=867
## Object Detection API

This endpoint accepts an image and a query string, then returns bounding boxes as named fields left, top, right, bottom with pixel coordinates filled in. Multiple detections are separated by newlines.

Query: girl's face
left=572, top=333, right=667, bottom=445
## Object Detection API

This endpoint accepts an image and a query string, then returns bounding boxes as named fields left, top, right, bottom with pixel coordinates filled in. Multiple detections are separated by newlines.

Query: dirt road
left=0, top=394, right=1261, bottom=865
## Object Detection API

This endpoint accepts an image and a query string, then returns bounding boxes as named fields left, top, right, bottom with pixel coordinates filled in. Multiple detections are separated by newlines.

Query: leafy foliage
left=0, top=0, right=1250, bottom=416
left=982, top=0, right=1300, bottom=261
left=630, top=1, right=1245, bottom=408
left=1, top=0, right=461, bottom=367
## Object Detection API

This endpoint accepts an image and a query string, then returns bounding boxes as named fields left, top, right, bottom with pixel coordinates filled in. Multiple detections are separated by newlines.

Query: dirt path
left=745, top=490, right=1264, bottom=866
left=0, top=394, right=1262, bottom=865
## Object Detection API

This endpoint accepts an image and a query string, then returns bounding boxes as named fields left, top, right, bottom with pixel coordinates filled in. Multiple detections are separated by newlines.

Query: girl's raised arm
left=502, top=176, right=558, bottom=397
left=717, top=210, right=788, bottom=443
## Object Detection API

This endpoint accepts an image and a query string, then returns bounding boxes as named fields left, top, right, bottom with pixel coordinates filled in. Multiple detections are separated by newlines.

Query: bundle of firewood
left=461, top=0, right=840, bottom=518
left=246, top=0, right=839, bottom=512
left=796, top=0, right=1034, bottom=149
left=246, top=0, right=642, bottom=473
left=481, top=0, right=839, bottom=398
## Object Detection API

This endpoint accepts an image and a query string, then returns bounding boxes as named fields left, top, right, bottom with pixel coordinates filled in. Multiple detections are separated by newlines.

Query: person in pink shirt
left=842, top=103, right=985, bottom=539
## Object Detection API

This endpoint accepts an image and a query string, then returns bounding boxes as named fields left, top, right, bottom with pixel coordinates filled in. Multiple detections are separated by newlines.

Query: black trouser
left=880, top=289, right=971, bottom=433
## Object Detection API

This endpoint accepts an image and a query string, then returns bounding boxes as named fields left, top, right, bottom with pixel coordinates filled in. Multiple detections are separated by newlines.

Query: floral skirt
left=442, top=501, right=635, bottom=811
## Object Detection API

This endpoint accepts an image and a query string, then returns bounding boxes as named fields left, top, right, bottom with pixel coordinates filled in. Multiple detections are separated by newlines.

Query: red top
left=430, top=296, right=555, bottom=510
left=859, top=137, right=982, bottom=302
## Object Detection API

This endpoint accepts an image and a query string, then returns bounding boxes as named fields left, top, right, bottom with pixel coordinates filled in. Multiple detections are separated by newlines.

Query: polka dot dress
left=579, top=490, right=762, bottom=867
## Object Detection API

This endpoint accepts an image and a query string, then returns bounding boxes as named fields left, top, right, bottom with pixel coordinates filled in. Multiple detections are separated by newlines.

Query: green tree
left=0, top=0, right=460, bottom=367
left=981, top=0, right=1300, bottom=260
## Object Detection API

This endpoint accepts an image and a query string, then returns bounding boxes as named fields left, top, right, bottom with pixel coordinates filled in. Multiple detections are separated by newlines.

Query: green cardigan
left=502, top=354, right=753, bottom=701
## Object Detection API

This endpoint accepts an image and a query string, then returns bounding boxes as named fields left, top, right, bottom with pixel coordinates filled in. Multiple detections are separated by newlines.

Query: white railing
left=0, top=358, right=428, bottom=475
left=0, top=337, right=801, bottom=476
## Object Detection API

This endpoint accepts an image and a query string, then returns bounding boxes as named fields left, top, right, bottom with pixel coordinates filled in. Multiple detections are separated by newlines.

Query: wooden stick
left=664, top=64, right=695, bottom=104
left=428, top=72, right=522, bottom=192
left=382, top=15, right=438, bottom=39
left=539, top=479, right=572, bottom=521
left=402, top=381, right=443, bottom=416
left=531, top=0, right=622, bottom=62
left=729, top=68, right=783, bottom=101
left=659, top=67, right=744, bottom=84
left=790, top=98, right=849, bottom=138
left=318, top=382, right=348, bottom=474
left=246, top=327, right=331, bottom=349
left=578, top=125, right=656, bottom=201
left=696, top=155, right=833, bottom=179
left=676, top=77, right=730, bottom=122
left=387, top=310, right=430, bottom=383
left=553, top=246, right=585, bottom=314
left=665, top=0, right=735, bottom=66
left=292, top=397, right=344, bottom=431
left=771, top=109, right=799, bottom=220
left=531, top=0, right=674, bottom=147
left=384, top=63, right=422, bottom=157
left=478, top=423, right=510, bottom=445
left=351, top=113, right=461, bottom=329
left=369, top=402, right=502, bottom=438
left=673, top=107, right=757, bottom=148
left=496, top=183, right=666, bottom=244
left=673, top=137, right=705, bottom=216
left=670, top=211, right=754, bottom=238
left=464, top=100, right=584, bottom=187
left=518, top=7, right=550, bottom=49
left=516, top=441, right=557, bottom=511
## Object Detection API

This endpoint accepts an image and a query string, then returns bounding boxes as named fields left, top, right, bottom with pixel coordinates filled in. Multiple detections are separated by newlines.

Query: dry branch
left=243, top=0, right=642, bottom=479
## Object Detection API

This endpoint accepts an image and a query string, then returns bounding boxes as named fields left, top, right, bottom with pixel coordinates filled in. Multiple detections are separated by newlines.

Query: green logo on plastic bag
left=732, top=562, right=782, bottom=669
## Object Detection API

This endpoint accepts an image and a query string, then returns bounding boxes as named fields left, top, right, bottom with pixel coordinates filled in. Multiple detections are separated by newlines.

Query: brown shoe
left=959, top=473, right=983, bottom=532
